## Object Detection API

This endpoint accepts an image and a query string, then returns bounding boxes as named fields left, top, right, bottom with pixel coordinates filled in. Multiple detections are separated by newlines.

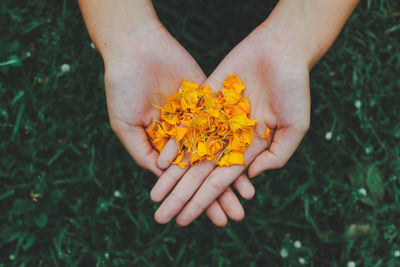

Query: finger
left=175, top=137, right=267, bottom=226
left=150, top=152, right=190, bottom=202
left=157, top=139, right=178, bottom=169
left=248, top=125, right=307, bottom=178
left=153, top=153, right=228, bottom=226
left=175, top=164, right=245, bottom=226
left=154, top=160, right=216, bottom=224
left=113, top=122, right=163, bottom=177
left=218, top=187, right=245, bottom=221
left=204, top=200, right=228, bottom=227
left=233, top=174, right=255, bottom=200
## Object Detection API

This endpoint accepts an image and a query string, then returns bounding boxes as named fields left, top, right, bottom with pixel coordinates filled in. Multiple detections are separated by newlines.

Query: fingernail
left=154, top=208, right=169, bottom=224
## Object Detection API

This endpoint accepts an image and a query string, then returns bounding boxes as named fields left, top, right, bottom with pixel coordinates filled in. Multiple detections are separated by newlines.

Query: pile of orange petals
left=146, top=75, right=260, bottom=168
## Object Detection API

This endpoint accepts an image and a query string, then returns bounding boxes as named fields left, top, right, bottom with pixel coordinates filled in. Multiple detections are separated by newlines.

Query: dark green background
left=1, top=0, right=400, bottom=266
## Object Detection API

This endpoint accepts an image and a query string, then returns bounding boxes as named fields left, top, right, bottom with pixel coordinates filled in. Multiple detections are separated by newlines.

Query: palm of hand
left=104, top=27, right=205, bottom=175
left=207, top=26, right=310, bottom=176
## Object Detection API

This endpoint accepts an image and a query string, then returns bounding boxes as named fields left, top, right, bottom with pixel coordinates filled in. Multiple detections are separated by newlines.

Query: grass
left=1, top=0, right=400, bottom=266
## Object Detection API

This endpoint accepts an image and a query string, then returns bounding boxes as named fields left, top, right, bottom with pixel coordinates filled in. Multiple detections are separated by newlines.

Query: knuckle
left=274, top=159, right=286, bottom=169
left=207, top=177, right=226, bottom=193
left=186, top=168, right=206, bottom=183
left=170, top=192, right=186, bottom=207
left=190, top=198, right=205, bottom=213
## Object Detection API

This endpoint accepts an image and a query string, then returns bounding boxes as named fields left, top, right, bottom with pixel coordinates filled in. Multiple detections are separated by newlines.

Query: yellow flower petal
left=181, top=78, right=199, bottom=91
left=220, top=87, right=240, bottom=105
left=230, top=134, right=243, bottom=151
left=262, top=128, right=271, bottom=144
left=228, top=114, right=257, bottom=132
left=218, top=151, right=245, bottom=166
left=147, top=75, right=261, bottom=168
left=170, top=151, right=187, bottom=169
left=178, top=162, right=188, bottom=168
left=152, top=137, right=167, bottom=152
left=197, top=142, right=208, bottom=157
left=174, top=127, right=188, bottom=142
left=223, top=74, right=245, bottom=95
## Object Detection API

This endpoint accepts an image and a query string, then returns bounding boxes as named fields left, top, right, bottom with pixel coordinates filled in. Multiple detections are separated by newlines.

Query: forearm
left=78, top=0, right=160, bottom=62
left=263, top=0, right=359, bottom=69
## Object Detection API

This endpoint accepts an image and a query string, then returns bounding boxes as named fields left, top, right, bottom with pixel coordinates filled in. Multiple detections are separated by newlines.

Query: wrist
left=262, top=0, right=359, bottom=70
left=260, top=1, right=315, bottom=70
left=80, top=0, right=162, bottom=64
left=100, top=18, right=163, bottom=66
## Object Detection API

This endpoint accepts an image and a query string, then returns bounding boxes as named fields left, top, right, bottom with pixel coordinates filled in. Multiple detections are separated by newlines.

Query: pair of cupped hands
left=104, top=18, right=310, bottom=227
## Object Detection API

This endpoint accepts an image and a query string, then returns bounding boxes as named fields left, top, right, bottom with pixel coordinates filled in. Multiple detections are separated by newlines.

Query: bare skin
left=78, top=0, right=255, bottom=227
left=153, top=23, right=310, bottom=225
left=79, top=0, right=359, bottom=226
left=152, top=0, right=359, bottom=226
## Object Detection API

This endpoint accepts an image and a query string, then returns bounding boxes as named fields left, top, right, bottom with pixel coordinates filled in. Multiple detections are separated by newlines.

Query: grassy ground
left=1, top=0, right=400, bottom=266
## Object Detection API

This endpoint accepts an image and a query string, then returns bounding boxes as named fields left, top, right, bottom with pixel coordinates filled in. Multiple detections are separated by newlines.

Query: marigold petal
left=174, top=127, right=188, bottom=141
left=147, top=75, right=259, bottom=168
left=152, top=137, right=167, bottom=152
left=218, top=151, right=245, bottom=166
left=170, top=151, right=187, bottom=168
left=197, top=142, right=208, bottom=157
left=228, top=114, right=257, bottom=132
left=262, top=128, right=271, bottom=144
left=230, top=134, right=242, bottom=151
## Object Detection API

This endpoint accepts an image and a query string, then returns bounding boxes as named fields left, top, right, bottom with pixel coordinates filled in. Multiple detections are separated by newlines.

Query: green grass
left=1, top=0, right=400, bottom=266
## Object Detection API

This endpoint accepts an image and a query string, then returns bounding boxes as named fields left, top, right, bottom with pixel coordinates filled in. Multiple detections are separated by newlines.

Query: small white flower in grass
left=104, top=252, right=110, bottom=259
left=365, top=146, right=373, bottom=155
left=394, top=250, right=400, bottom=257
left=325, top=131, right=332, bottom=140
left=294, top=240, right=302, bottom=248
left=114, top=190, right=121, bottom=198
left=298, top=257, right=306, bottom=264
left=9, top=254, right=15, bottom=260
left=354, top=100, right=362, bottom=109
left=313, top=196, right=318, bottom=201
left=26, top=51, right=32, bottom=58
left=347, top=261, right=356, bottom=267
left=280, top=248, right=288, bottom=258
left=90, top=42, right=96, bottom=49
left=358, top=188, right=367, bottom=197
left=60, top=63, right=70, bottom=73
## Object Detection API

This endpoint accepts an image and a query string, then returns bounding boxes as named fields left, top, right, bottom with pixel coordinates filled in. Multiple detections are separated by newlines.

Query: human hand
left=80, top=0, right=357, bottom=227
left=103, top=21, right=255, bottom=226
left=151, top=22, right=310, bottom=226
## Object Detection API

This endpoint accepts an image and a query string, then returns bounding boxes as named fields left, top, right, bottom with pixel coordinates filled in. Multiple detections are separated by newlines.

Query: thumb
left=111, top=120, right=163, bottom=177
left=248, top=124, right=308, bottom=178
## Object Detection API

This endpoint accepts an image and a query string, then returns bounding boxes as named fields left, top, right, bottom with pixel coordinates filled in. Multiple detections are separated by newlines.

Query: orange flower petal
left=174, top=127, right=188, bottom=142
left=262, top=128, right=271, bottom=144
left=228, top=114, right=257, bottom=132
left=218, top=151, right=245, bottom=166
left=147, top=75, right=261, bottom=168
left=170, top=151, right=187, bottom=169
left=197, top=142, right=208, bottom=157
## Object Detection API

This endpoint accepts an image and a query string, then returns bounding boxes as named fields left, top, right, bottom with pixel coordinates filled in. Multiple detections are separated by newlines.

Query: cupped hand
left=103, top=23, right=254, bottom=226
left=152, top=23, right=310, bottom=226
